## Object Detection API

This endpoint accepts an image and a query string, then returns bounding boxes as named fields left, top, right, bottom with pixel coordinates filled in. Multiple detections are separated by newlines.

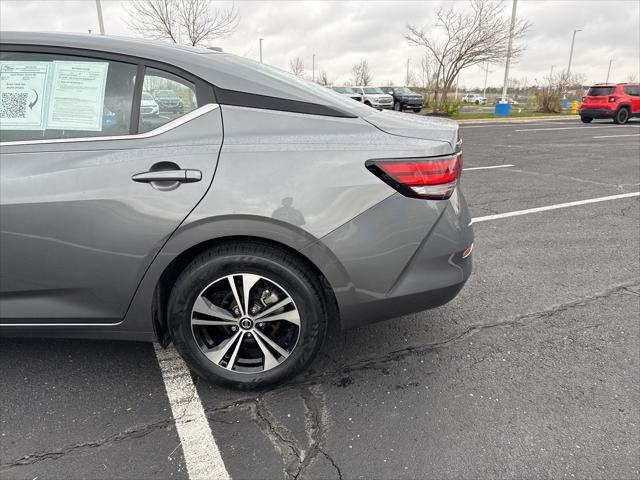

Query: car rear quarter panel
left=123, top=107, right=455, bottom=334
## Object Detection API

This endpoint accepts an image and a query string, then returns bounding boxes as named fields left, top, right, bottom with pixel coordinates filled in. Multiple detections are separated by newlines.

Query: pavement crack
left=0, top=418, right=176, bottom=471
left=294, top=385, right=333, bottom=479
left=247, top=396, right=303, bottom=479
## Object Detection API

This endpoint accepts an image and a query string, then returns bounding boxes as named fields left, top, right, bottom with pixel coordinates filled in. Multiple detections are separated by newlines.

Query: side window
left=139, top=68, right=198, bottom=134
left=0, top=51, right=136, bottom=142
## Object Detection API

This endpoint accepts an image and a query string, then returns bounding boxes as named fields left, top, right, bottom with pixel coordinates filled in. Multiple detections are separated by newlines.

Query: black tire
left=580, top=116, right=593, bottom=123
left=364, top=101, right=372, bottom=107
left=167, top=242, right=327, bottom=389
left=413, top=108, right=422, bottom=113
left=613, top=107, right=629, bottom=124
left=475, top=100, right=480, bottom=105
left=393, top=102, right=402, bottom=111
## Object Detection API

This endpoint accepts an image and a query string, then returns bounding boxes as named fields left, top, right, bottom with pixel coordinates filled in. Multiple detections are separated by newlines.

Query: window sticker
left=0, top=61, right=50, bottom=130
left=46, top=61, right=109, bottom=131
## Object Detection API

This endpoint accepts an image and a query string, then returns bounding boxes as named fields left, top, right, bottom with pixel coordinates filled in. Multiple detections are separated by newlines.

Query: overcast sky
left=1, top=0, right=639, bottom=89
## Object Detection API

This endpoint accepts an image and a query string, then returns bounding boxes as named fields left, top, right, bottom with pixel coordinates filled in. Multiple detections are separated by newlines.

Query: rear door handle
left=132, top=169, right=202, bottom=183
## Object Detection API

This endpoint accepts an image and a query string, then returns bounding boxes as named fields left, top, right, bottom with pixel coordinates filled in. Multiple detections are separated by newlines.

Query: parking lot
left=1, top=118, right=638, bottom=479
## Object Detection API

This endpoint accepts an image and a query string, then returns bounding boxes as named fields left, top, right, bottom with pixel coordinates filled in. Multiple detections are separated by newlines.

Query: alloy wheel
left=191, top=273, right=301, bottom=373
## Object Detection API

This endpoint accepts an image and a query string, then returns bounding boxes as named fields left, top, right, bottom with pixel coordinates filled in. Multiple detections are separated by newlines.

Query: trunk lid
left=362, top=110, right=457, bottom=150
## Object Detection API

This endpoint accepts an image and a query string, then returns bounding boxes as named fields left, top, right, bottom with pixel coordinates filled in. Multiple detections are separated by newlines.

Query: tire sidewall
left=168, top=253, right=324, bottom=388
left=616, top=108, right=629, bottom=124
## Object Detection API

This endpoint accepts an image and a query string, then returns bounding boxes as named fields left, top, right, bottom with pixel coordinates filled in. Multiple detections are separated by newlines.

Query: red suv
left=579, top=83, right=640, bottom=124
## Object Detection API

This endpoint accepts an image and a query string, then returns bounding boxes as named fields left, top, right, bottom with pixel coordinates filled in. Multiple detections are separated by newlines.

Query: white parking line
left=472, top=192, right=640, bottom=223
left=155, top=344, right=231, bottom=480
left=515, top=125, right=640, bottom=132
left=592, top=133, right=640, bottom=139
left=464, top=164, right=514, bottom=171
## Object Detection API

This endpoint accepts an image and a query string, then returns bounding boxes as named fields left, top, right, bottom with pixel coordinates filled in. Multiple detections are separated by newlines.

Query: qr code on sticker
left=0, top=92, right=28, bottom=119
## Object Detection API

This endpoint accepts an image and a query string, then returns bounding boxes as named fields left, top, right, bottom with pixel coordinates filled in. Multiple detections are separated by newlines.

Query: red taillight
left=366, top=153, right=463, bottom=200
left=608, top=96, right=617, bottom=102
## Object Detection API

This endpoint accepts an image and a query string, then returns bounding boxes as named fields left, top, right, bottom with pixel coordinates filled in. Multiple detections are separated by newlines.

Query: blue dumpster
left=561, top=98, right=570, bottom=110
left=495, top=102, right=510, bottom=116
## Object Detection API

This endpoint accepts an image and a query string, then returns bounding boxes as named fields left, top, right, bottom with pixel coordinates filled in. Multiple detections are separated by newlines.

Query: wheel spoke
left=227, top=275, right=244, bottom=316
left=192, top=318, right=237, bottom=326
left=226, top=332, right=245, bottom=371
left=192, top=296, right=236, bottom=322
left=254, top=329, right=290, bottom=359
left=252, top=332, right=281, bottom=370
left=205, top=330, right=242, bottom=366
left=256, top=309, right=300, bottom=326
left=241, top=274, right=260, bottom=316
left=253, top=297, right=293, bottom=320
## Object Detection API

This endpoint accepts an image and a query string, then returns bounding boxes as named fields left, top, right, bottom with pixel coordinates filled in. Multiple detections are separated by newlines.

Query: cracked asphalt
left=1, top=119, right=639, bottom=479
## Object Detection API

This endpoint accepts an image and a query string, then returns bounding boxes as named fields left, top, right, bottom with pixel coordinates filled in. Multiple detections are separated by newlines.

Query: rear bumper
left=580, top=108, right=615, bottom=118
left=322, top=188, right=473, bottom=329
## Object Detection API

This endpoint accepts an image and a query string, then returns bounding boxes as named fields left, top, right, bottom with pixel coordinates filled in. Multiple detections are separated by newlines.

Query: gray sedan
left=0, top=32, right=473, bottom=388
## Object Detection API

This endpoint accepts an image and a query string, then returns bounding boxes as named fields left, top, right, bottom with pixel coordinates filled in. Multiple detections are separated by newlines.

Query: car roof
left=0, top=31, right=358, bottom=108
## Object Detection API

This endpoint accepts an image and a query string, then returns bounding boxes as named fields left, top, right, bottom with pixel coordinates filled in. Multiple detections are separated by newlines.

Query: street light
left=566, top=28, right=582, bottom=79
left=606, top=58, right=614, bottom=83
left=312, top=53, right=316, bottom=82
left=259, top=38, right=264, bottom=63
left=95, top=0, right=105, bottom=35
left=498, top=0, right=518, bottom=115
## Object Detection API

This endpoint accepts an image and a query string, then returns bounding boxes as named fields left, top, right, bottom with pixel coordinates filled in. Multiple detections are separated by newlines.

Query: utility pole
left=605, top=58, right=614, bottom=83
left=483, top=63, right=491, bottom=98
left=566, top=28, right=581, bottom=78
left=312, top=54, right=316, bottom=82
left=259, top=38, right=264, bottom=63
left=500, top=0, right=518, bottom=101
left=406, top=58, right=410, bottom=86
left=95, top=0, right=105, bottom=35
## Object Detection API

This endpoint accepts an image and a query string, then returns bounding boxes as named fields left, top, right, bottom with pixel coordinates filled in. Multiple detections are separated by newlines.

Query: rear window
left=587, top=86, right=615, bottom=96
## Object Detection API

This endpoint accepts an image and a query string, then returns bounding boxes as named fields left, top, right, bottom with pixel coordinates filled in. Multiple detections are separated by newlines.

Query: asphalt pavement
left=1, top=118, right=639, bottom=480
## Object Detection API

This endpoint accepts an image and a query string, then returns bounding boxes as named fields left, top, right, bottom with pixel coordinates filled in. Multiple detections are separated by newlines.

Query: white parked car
left=140, top=91, right=159, bottom=117
left=328, top=86, right=363, bottom=102
left=462, top=93, right=487, bottom=105
left=353, top=86, right=394, bottom=110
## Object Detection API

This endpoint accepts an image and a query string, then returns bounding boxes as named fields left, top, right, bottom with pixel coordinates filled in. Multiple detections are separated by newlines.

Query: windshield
left=363, top=87, right=385, bottom=94
left=395, top=87, right=413, bottom=94
left=215, top=54, right=374, bottom=116
left=156, top=90, right=177, bottom=98
left=141, top=92, right=153, bottom=100
left=332, top=87, right=355, bottom=94
left=587, top=86, right=615, bottom=96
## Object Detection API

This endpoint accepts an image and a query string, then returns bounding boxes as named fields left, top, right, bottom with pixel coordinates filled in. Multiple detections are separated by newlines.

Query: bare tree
left=317, top=70, right=331, bottom=86
left=124, top=0, right=239, bottom=46
left=289, top=57, right=305, bottom=77
left=406, top=0, right=530, bottom=111
left=352, top=59, right=373, bottom=86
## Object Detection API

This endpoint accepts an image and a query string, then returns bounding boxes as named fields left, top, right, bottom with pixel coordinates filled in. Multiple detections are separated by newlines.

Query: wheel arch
left=125, top=216, right=349, bottom=345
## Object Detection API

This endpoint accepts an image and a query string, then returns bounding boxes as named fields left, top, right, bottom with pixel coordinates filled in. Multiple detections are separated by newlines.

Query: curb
left=456, top=115, right=580, bottom=124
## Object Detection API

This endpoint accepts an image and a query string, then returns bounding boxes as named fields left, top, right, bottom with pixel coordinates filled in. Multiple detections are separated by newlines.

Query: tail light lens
left=608, top=96, right=617, bottom=102
left=366, top=153, right=463, bottom=200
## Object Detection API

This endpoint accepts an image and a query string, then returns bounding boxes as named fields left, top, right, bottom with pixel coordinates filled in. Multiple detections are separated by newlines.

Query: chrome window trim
left=0, top=103, right=219, bottom=147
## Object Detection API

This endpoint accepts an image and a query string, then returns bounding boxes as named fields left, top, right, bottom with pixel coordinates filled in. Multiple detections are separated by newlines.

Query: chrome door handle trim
left=132, top=169, right=202, bottom=183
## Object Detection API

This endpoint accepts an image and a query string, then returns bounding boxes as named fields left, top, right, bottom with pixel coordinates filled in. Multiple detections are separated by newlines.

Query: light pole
left=483, top=63, right=492, bottom=98
left=605, top=58, right=614, bottom=83
left=566, top=28, right=582, bottom=79
left=95, top=0, right=105, bottom=35
left=406, top=58, right=410, bottom=86
left=259, top=38, right=264, bottom=63
left=499, top=0, right=518, bottom=105
left=312, top=54, right=316, bottom=82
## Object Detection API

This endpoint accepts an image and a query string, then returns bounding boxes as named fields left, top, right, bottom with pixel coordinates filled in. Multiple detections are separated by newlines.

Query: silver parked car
left=0, top=33, right=473, bottom=388
left=328, top=86, right=363, bottom=102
